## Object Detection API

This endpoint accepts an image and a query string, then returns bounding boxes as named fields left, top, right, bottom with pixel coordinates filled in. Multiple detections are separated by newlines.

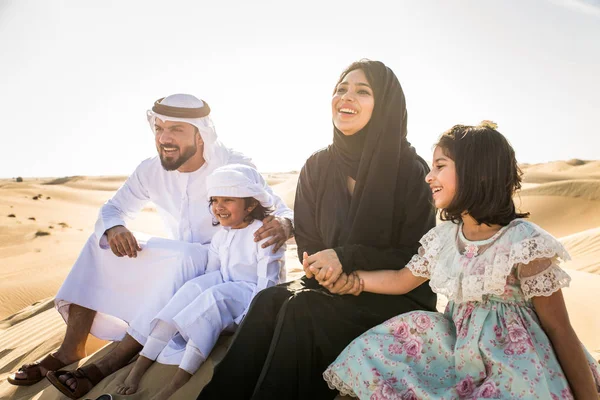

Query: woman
left=197, top=60, right=437, bottom=400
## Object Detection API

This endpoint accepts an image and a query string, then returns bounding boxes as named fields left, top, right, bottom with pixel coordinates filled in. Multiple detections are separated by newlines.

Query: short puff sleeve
left=507, top=221, right=572, bottom=299
left=406, top=226, right=444, bottom=279
left=518, top=258, right=571, bottom=299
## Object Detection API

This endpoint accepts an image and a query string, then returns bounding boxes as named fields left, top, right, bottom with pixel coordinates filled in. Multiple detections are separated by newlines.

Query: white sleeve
left=205, top=236, right=222, bottom=274
left=94, top=160, right=152, bottom=246
left=227, top=149, right=293, bottom=220
left=254, top=239, right=286, bottom=293
left=237, top=240, right=286, bottom=322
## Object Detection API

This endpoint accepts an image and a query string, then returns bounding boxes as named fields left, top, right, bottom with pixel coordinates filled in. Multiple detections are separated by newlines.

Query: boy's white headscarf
left=146, top=94, right=229, bottom=167
left=206, top=164, right=273, bottom=208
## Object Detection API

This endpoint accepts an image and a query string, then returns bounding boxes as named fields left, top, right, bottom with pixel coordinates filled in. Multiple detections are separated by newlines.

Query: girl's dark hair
left=210, top=197, right=274, bottom=227
left=436, top=122, right=529, bottom=226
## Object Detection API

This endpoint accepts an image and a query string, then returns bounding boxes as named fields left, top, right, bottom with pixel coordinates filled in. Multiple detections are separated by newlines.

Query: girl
left=116, top=164, right=286, bottom=400
left=323, top=123, right=600, bottom=399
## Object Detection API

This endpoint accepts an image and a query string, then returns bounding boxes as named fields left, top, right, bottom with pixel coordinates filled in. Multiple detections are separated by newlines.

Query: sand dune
left=560, top=227, right=600, bottom=274
left=1, top=162, right=599, bottom=399
left=521, top=160, right=600, bottom=183
left=520, top=179, right=600, bottom=201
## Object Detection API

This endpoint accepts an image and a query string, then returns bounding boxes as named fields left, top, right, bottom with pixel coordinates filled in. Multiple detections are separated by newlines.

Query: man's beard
left=158, top=142, right=198, bottom=171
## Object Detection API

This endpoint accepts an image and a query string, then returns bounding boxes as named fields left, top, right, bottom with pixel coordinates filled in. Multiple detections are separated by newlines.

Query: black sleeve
left=334, top=159, right=436, bottom=273
left=294, top=154, right=328, bottom=259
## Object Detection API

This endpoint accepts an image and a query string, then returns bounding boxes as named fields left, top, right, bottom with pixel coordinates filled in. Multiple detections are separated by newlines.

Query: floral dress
left=323, top=219, right=600, bottom=399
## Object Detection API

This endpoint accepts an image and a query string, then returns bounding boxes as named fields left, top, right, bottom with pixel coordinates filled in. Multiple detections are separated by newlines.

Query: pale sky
left=1, top=0, right=599, bottom=178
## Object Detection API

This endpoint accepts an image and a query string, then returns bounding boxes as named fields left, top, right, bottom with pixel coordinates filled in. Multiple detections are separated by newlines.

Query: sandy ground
left=1, top=160, right=599, bottom=399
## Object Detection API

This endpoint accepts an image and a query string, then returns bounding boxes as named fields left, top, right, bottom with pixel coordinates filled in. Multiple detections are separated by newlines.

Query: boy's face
left=426, top=146, right=457, bottom=210
left=210, top=197, right=256, bottom=229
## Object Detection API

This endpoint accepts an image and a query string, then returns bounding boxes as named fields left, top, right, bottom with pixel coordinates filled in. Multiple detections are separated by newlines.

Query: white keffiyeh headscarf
left=206, top=164, right=273, bottom=208
left=146, top=94, right=229, bottom=167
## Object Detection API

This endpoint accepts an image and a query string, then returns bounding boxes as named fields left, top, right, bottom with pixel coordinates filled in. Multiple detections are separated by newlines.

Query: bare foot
left=149, top=368, right=192, bottom=400
left=116, top=356, right=154, bottom=395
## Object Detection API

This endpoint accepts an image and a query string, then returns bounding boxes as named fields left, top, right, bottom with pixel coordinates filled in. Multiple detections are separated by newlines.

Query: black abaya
left=198, top=61, right=437, bottom=400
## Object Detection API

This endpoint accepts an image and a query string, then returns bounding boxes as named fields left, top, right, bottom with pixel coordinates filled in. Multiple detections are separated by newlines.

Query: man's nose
left=158, top=131, right=174, bottom=144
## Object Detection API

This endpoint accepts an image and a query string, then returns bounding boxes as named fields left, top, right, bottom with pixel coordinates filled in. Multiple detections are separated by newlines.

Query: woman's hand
left=304, top=249, right=343, bottom=286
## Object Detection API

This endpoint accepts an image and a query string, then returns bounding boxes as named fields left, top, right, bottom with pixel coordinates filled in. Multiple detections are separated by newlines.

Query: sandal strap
left=76, top=364, right=106, bottom=386
left=38, top=353, right=67, bottom=371
left=16, top=354, right=65, bottom=380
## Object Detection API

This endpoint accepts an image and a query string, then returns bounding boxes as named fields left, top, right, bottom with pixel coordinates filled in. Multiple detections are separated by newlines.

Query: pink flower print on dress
left=493, top=324, right=502, bottom=340
left=392, top=321, right=411, bottom=341
left=560, top=388, right=574, bottom=400
left=455, top=375, right=475, bottom=397
left=504, top=320, right=533, bottom=355
left=464, top=243, right=479, bottom=259
left=455, top=303, right=475, bottom=339
left=411, top=313, right=432, bottom=333
left=399, top=387, right=418, bottom=400
left=367, top=370, right=399, bottom=400
left=403, top=336, right=424, bottom=360
left=473, top=379, right=500, bottom=398
left=370, top=380, right=399, bottom=400
left=388, top=342, right=403, bottom=355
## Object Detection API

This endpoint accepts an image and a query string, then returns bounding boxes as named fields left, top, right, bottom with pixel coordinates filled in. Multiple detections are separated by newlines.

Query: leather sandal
left=7, top=353, right=67, bottom=386
left=46, top=363, right=106, bottom=399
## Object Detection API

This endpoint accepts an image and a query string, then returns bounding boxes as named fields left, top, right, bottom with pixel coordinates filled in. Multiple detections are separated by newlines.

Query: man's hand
left=106, top=225, right=141, bottom=258
left=253, top=216, right=293, bottom=253
left=323, top=272, right=364, bottom=296
left=306, top=249, right=343, bottom=287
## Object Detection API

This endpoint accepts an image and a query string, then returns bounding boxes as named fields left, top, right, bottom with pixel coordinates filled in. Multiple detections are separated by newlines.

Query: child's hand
left=321, top=272, right=363, bottom=296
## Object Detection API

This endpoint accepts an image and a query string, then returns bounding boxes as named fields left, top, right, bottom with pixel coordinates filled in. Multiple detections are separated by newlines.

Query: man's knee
left=68, top=304, right=96, bottom=319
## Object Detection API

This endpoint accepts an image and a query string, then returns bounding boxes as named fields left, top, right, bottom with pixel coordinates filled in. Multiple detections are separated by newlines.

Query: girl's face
left=426, top=146, right=457, bottom=209
left=210, top=197, right=256, bottom=229
left=331, top=69, right=375, bottom=136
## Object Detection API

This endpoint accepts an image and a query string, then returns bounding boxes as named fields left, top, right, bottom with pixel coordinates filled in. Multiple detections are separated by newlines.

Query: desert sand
left=1, top=160, right=599, bottom=399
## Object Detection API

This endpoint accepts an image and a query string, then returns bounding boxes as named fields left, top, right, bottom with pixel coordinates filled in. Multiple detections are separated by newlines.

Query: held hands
left=253, top=216, right=293, bottom=253
left=106, top=225, right=141, bottom=258
left=303, top=250, right=364, bottom=296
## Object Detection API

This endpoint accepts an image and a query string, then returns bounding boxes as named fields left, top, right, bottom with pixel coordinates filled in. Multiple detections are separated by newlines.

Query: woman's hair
left=210, top=197, right=274, bottom=227
left=333, top=59, right=376, bottom=95
left=436, top=122, right=529, bottom=226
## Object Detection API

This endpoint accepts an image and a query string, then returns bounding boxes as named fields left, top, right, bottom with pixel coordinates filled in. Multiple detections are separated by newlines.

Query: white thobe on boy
left=139, top=219, right=286, bottom=371
left=55, top=154, right=293, bottom=344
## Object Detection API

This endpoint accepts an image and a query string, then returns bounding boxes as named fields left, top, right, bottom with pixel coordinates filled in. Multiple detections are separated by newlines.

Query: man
left=8, top=94, right=293, bottom=398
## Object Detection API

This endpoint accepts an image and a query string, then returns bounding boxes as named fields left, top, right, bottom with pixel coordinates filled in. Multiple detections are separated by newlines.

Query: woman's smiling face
left=331, top=69, right=375, bottom=136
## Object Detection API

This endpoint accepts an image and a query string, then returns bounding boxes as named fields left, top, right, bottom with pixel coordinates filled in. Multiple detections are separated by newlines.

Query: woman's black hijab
left=329, top=60, right=417, bottom=247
